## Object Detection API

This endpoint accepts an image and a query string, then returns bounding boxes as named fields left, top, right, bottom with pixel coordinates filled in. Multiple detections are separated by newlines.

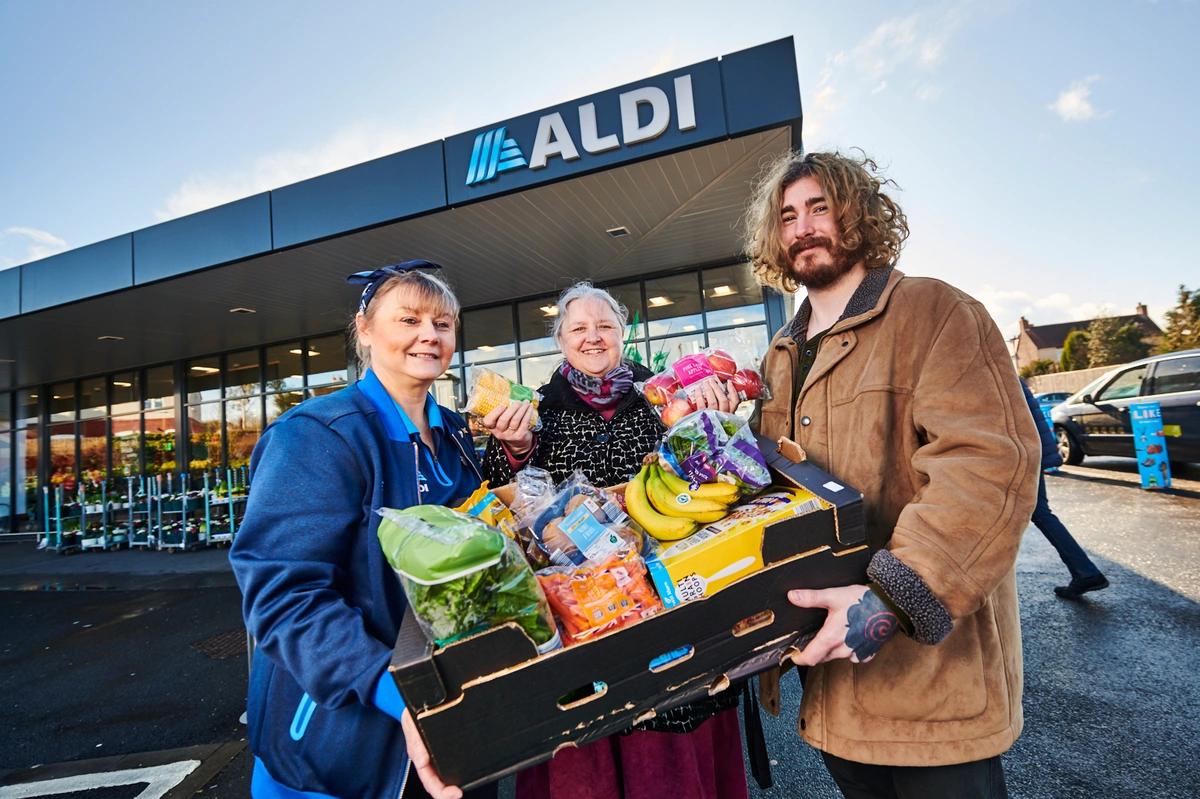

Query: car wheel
left=1056, top=427, right=1084, bottom=465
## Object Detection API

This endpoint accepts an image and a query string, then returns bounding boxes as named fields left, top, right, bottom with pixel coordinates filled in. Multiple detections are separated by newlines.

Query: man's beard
left=787, top=237, right=857, bottom=290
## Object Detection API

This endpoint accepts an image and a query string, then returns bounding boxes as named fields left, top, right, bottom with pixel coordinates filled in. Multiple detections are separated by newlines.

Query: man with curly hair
left=747, top=150, right=1039, bottom=798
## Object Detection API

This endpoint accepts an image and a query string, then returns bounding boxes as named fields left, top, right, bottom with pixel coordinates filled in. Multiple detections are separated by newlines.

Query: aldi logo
left=464, top=126, right=528, bottom=186
left=462, top=74, right=698, bottom=187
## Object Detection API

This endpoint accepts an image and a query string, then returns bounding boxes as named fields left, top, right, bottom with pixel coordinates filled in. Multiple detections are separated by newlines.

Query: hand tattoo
left=844, top=589, right=899, bottom=662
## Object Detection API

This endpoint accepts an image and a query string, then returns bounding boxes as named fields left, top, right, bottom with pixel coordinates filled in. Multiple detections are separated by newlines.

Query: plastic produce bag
left=537, top=547, right=662, bottom=644
left=658, top=410, right=771, bottom=495
left=519, top=470, right=644, bottom=568
left=636, top=347, right=771, bottom=427
left=377, top=505, right=559, bottom=652
left=463, top=368, right=542, bottom=431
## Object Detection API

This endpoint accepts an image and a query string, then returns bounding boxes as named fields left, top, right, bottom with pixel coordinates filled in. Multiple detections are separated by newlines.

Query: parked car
left=1034, top=390, right=1073, bottom=406
left=1051, top=349, right=1200, bottom=465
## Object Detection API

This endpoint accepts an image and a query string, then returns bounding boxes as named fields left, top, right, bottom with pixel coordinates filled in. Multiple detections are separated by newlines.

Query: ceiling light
left=682, top=325, right=697, bottom=332
left=731, top=317, right=746, bottom=325
left=540, top=305, right=559, bottom=317
left=289, top=349, right=321, bottom=356
left=30, top=394, right=39, bottom=399
left=477, top=345, right=496, bottom=352
left=709, top=285, right=735, bottom=297
left=605, top=226, right=630, bottom=238
left=112, top=381, right=132, bottom=388
left=190, top=366, right=220, bottom=374
left=0, top=357, right=14, bottom=363
left=648, top=296, right=674, bottom=307
left=97, top=334, right=125, bottom=341
left=229, top=307, right=257, bottom=314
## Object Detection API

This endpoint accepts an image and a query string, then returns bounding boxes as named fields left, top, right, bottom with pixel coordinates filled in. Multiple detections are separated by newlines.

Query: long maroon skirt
left=515, top=707, right=747, bottom=799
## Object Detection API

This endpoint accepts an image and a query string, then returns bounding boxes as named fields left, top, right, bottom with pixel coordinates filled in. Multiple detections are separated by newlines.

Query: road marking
left=0, top=760, right=199, bottom=799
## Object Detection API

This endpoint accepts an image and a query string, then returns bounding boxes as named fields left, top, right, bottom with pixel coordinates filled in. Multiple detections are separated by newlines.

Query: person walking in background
left=1020, top=381, right=1109, bottom=599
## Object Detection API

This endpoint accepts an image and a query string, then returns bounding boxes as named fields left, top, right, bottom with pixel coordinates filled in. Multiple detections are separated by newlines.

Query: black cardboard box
left=388, top=435, right=870, bottom=789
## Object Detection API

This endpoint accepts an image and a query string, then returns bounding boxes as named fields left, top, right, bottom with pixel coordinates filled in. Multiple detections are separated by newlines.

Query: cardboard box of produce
left=389, top=435, right=869, bottom=789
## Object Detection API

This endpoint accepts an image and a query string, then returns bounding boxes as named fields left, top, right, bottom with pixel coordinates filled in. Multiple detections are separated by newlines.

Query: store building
left=0, top=37, right=803, bottom=534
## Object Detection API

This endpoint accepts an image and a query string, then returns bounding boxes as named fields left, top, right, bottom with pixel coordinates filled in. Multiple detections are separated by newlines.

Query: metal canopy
left=0, top=127, right=790, bottom=390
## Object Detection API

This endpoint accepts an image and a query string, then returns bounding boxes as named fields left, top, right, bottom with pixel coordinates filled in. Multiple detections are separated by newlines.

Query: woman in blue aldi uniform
left=231, top=263, right=484, bottom=799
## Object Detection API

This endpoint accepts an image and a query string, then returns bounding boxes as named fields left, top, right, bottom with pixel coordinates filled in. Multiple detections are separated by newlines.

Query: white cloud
left=1048, top=75, right=1107, bottom=122
left=807, top=5, right=968, bottom=140
left=154, top=118, right=460, bottom=222
left=915, top=83, right=943, bottom=102
left=1, top=226, right=69, bottom=267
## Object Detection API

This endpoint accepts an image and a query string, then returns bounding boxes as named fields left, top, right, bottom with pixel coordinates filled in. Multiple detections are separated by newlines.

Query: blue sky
left=1, top=0, right=1195, bottom=336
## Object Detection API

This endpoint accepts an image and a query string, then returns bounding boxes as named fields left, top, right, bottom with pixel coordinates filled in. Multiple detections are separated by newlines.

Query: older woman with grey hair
left=481, top=281, right=737, bottom=487
left=480, top=281, right=748, bottom=799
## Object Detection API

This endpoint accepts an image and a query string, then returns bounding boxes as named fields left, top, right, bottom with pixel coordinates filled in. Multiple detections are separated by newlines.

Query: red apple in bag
left=660, top=394, right=696, bottom=427
left=730, top=368, right=764, bottom=400
left=706, top=348, right=737, bottom=380
left=643, top=372, right=681, bottom=406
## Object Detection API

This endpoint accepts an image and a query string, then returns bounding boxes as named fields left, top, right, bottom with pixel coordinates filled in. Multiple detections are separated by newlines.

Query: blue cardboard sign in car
left=1051, top=349, right=1200, bottom=466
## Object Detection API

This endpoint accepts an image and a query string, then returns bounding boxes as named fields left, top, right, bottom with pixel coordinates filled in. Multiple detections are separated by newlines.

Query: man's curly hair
left=743, top=149, right=909, bottom=292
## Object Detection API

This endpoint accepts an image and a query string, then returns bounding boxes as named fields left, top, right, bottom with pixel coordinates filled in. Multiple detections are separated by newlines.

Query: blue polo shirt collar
left=357, top=368, right=442, bottom=442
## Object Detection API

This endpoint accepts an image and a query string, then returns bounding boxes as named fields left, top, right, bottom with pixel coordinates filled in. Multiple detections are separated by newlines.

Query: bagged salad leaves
left=658, top=410, right=770, bottom=496
left=377, top=505, right=559, bottom=652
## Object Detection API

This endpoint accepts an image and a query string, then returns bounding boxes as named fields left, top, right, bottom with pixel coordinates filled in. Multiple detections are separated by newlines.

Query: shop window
left=110, top=373, right=139, bottom=416
left=0, top=431, right=11, bottom=534
left=307, top=334, right=349, bottom=388
left=111, top=415, right=141, bottom=478
left=226, top=397, right=263, bottom=469
left=80, top=377, right=106, bottom=420
left=49, top=382, right=76, bottom=423
left=607, top=281, right=646, bottom=341
left=49, top=422, right=76, bottom=492
left=431, top=375, right=462, bottom=410
left=188, top=357, right=222, bottom=403
left=226, top=348, right=263, bottom=398
left=464, top=305, right=516, bottom=364
left=704, top=264, right=765, bottom=328
left=145, top=365, right=176, bottom=410
left=265, top=343, right=305, bottom=392
left=520, top=354, right=561, bottom=390
left=18, top=389, right=39, bottom=428
left=648, top=333, right=706, bottom=370
left=707, top=326, right=770, bottom=369
left=79, top=417, right=107, bottom=482
left=517, top=296, right=560, bottom=357
left=17, top=425, right=39, bottom=532
left=645, top=273, right=702, bottom=338
left=187, top=402, right=223, bottom=475
left=265, top=392, right=303, bottom=426
left=143, top=409, right=176, bottom=474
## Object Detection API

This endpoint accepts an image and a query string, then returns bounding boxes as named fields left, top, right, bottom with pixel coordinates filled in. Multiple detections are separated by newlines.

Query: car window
left=1095, top=365, right=1148, bottom=401
left=1148, top=355, right=1200, bottom=395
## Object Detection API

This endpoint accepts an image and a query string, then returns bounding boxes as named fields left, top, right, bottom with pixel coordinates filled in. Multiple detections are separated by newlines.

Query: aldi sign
left=447, top=60, right=727, bottom=204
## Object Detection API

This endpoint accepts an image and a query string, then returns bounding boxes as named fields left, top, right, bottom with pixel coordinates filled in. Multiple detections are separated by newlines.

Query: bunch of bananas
left=625, top=462, right=740, bottom=541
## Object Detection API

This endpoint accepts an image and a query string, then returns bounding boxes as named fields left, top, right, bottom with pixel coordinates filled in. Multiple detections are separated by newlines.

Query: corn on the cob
left=465, top=369, right=541, bottom=430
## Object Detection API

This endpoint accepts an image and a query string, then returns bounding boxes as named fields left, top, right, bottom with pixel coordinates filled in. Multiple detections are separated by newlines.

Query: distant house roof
left=1022, top=313, right=1163, bottom=349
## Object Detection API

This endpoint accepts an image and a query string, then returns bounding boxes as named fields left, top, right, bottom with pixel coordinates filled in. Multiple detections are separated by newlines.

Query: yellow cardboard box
left=645, top=487, right=828, bottom=607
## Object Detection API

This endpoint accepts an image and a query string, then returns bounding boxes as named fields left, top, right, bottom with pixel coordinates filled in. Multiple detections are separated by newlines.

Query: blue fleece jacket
left=230, top=371, right=482, bottom=799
